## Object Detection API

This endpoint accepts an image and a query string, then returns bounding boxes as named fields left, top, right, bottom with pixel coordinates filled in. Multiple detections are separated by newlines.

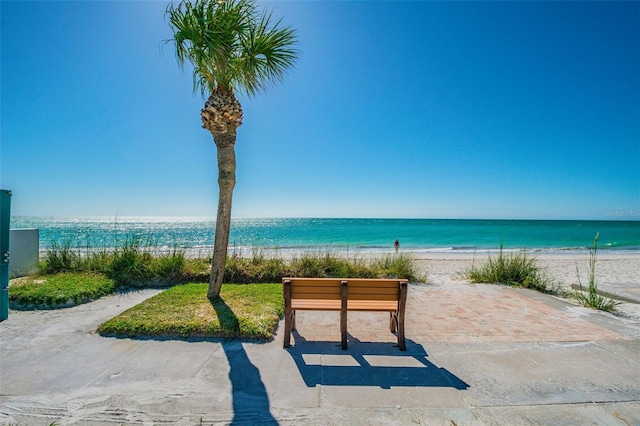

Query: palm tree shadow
left=212, top=297, right=278, bottom=425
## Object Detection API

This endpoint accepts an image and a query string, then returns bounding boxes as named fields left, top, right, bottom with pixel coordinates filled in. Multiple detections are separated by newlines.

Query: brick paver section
left=290, top=283, right=624, bottom=345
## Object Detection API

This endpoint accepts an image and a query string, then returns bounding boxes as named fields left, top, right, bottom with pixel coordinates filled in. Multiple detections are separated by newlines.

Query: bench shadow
left=213, top=298, right=278, bottom=425
left=286, top=332, right=468, bottom=390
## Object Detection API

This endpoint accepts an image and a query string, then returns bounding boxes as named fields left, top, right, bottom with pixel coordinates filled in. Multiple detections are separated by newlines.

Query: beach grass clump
left=97, top=283, right=283, bottom=339
left=107, top=237, right=190, bottom=286
left=574, top=233, right=620, bottom=312
left=287, top=251, right=426, bottom=282
left=108, top=237, right=154, bottom=284
left=40, top=237, right=193, bottom=287
left=465, top=246, right=555, bottom=293
left=221, top=249, right=426, bottom=283
left=224, top=250, right=289, bottom=283
left=41, top=241, right=82, bottom=274
left=9, top=273, right=115, bottom=309
left=370, top=253, right=422, bottom=281
left=289, top=251, right=372, bottom=279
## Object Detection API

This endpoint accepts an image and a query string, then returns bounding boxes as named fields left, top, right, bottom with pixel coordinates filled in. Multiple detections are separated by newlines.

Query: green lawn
left=9, top=273, right=116, bottom=308
left=97, top=283, right=284, bottom=339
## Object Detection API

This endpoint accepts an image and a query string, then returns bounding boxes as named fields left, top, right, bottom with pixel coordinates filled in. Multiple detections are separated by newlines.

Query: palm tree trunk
left=208, top=130, right=237, bottom=300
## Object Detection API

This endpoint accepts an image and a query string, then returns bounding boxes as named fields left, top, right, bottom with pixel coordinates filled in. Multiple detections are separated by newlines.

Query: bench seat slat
left=291, top=299, right=399, bottom=311
left=291, top=299, right=342, bottom=310
left=286, top=278, right=345, bottom=286
left=291, top=292, right=398, bottom=301
left=345, top=294, right=400, bottom=301
left=291, top=287, right=340, bottom=299
left=347, top=300, right=398, bottom=311
left=290, top=292, right=342, bottom=300
left=346, top=280, right=401, bottom=287
left=347, top=288, right=398, bottom=300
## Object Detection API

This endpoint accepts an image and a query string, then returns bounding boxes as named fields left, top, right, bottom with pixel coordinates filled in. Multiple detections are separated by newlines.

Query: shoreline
left=40, top=245, right=638, bottom=255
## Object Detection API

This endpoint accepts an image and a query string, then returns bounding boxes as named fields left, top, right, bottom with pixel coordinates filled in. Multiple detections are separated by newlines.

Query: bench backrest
left=282, top=277, right=407, bottom=301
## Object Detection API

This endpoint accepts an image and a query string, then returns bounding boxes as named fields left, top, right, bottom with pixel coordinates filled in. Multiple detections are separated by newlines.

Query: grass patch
left=9, top=273, right=115, bottom=308
left=97, top=283, right=283, bottom=339
left=465, top=246, right=556, bottom=293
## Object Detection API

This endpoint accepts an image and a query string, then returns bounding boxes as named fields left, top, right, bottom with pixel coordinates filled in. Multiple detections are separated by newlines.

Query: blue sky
left=2, top=0, right=639, bottom=220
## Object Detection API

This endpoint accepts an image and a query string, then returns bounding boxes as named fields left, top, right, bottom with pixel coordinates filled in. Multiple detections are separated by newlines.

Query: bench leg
left=284, top=309, right=292, bottom=348
left=292, top=310, right=296, bottom=331
left=283, top=280, right=292, bottom=348
left=340, top=312, right=348, bottom=350
left=397, top=282, right=407, bottom=351
left=397, top=317, right=406, bottom=351
left=389, top=312, right=397, bottom=333
left=341, top=280, right=348, bottom=350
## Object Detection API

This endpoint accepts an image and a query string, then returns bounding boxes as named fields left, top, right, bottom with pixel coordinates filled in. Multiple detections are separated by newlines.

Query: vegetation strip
left=38, top=239, right=426, bottom=286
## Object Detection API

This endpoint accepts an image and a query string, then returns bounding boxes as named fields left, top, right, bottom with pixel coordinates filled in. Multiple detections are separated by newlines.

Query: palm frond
left=165, top=0, right=298, bottom=98
left=238, top=12, right=298, bottom=96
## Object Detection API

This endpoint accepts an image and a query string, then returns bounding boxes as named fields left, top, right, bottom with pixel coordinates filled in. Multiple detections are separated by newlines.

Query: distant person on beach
left=394, top=239, right=399, bottom=253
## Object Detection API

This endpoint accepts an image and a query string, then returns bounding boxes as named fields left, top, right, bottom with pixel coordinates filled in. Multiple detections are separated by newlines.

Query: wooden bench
left=282, top=277, right=409, bottom=351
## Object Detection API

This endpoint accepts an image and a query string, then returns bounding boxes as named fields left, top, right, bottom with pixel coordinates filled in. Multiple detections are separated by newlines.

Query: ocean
left=10, top=217, right=640, bottom=254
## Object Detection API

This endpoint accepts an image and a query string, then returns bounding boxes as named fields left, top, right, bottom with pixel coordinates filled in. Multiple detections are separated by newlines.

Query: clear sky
left=2, top=0, right=639, bottom=220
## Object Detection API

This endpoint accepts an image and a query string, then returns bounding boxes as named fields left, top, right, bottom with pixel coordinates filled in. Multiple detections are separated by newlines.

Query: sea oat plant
left=574, top=233, right=619, bottom=312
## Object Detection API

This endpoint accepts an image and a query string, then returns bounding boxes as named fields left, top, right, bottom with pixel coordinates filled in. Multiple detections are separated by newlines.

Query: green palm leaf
left=165, top=0, right=298, bottom=97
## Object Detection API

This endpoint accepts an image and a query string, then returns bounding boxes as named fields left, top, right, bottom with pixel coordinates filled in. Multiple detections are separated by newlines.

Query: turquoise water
left=10, top=217, right=640, bottom=253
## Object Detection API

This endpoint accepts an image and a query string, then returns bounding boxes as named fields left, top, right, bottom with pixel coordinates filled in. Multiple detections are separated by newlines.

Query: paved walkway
left=1, top=283, right=639, bottom=425
left=296, top=284, right=623, bottom=344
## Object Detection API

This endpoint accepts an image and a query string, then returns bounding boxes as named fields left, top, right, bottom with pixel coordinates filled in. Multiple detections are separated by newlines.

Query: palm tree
left=165, top=0, right=297, bottom=299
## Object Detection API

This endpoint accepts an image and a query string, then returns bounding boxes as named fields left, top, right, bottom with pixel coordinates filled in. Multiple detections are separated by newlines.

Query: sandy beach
left=411, top=251, right=640, bottom=321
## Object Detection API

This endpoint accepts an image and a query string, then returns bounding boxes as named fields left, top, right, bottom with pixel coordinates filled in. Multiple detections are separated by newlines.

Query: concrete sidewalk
left=1, top=283, right=639, bottom=425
